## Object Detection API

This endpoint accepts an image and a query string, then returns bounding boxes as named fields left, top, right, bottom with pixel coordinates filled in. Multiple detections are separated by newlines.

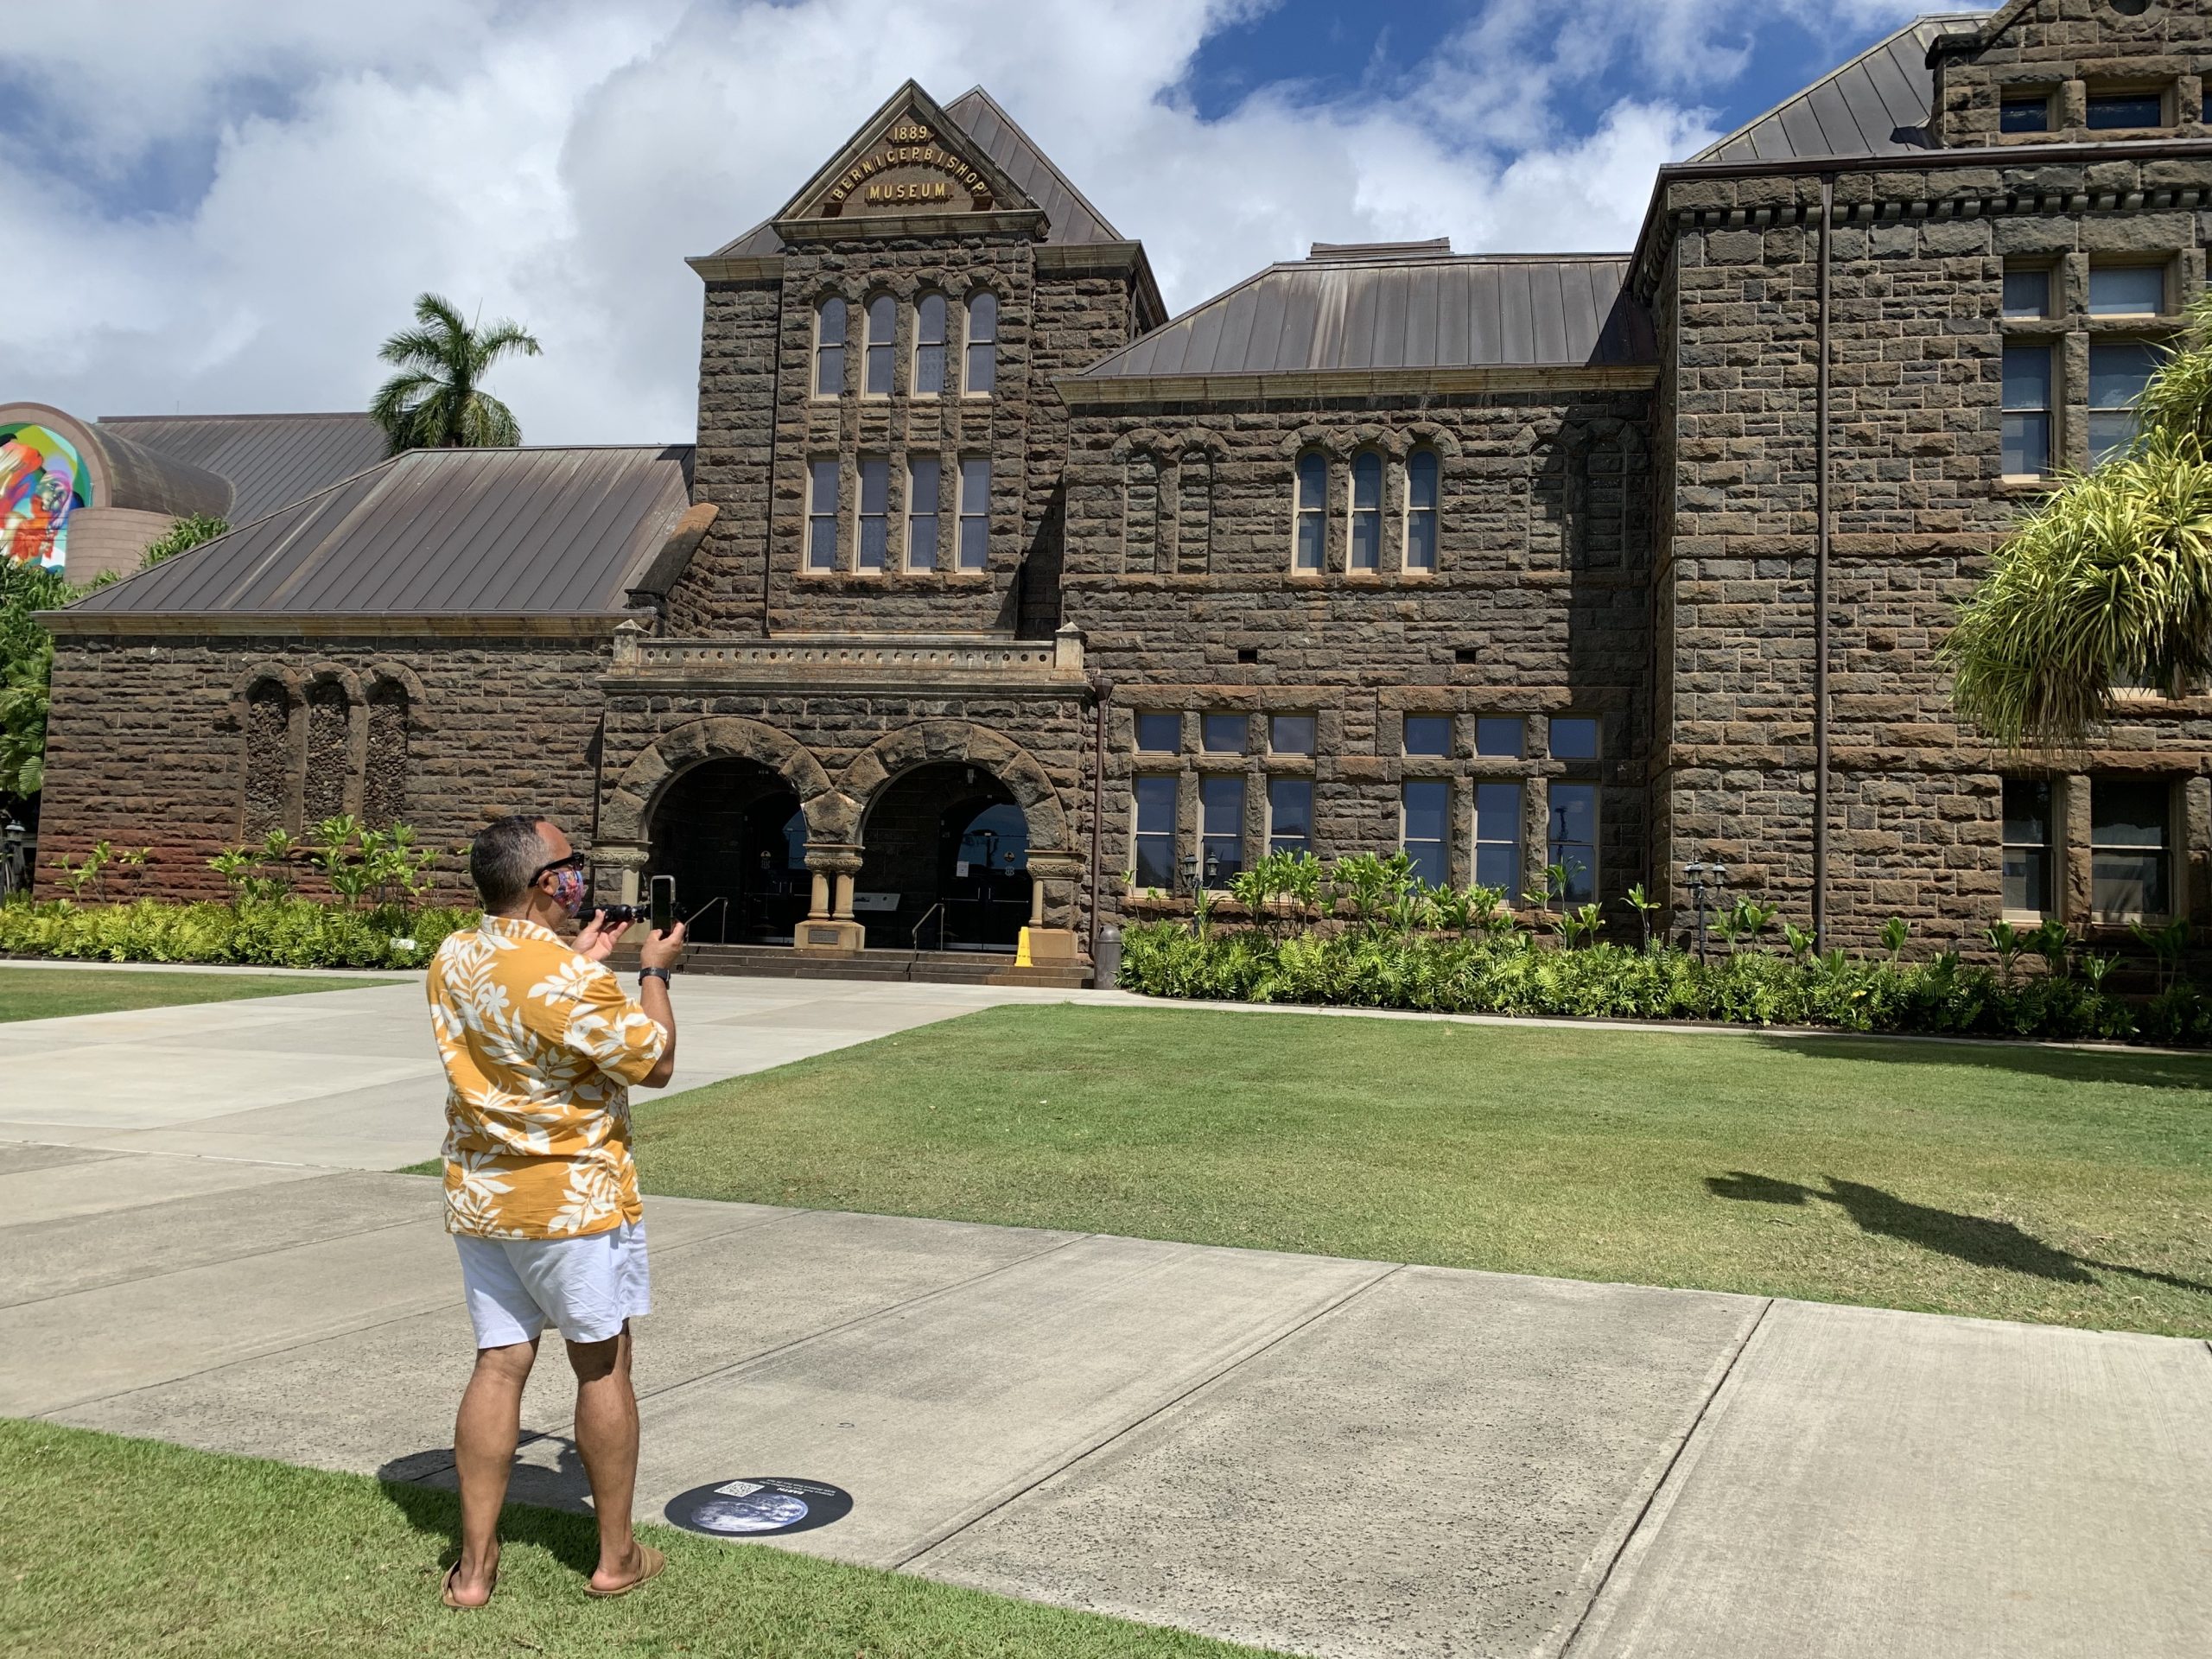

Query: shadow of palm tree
left=1705, top=1171, right=2212, bottom=1295
left=1749, top=1033, right=2212, bottom=1094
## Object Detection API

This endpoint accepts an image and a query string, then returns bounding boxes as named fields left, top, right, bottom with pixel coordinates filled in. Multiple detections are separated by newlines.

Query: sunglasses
left=531, top=852, right=587, bottom=884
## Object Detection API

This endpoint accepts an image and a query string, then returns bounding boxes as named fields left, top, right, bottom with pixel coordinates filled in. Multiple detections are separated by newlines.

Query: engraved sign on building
left=817, top=118, right=994, bottom=215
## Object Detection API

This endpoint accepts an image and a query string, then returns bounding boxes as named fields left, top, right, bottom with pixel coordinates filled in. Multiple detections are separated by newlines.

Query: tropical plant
left=2131, top=915, right=2191, bottom=995
left=1781, top=921, right=1817, bottom=964
left=1945, top=287, right=2212, bottom=748
left=0, top=557, right=74, bottom=800
left=138, top=515, right=229, bottom=569
left=1986, top=918, right=2024, bottom=988
left=2026, top=918, right=2073, bottom=980
left=1880, top=915, right=1911, bottom=964
left=49, top=841, right=111, bottom=902
left=1623, top=881, right=1662, bottom=953
left=369, top=292, right=543, bottom=453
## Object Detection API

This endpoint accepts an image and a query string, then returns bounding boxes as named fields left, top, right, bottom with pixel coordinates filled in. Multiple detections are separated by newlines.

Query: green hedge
left=1118, top=922, right=2209, bottom=1046
left=0, top=898, right=474, bottom=970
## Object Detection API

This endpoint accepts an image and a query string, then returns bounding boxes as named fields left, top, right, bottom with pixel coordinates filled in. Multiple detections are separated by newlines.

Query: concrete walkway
left=3, top=970, right=2209, bottom=1657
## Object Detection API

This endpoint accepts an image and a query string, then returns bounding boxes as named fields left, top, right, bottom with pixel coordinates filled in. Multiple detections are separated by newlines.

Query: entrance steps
left=615, top=942, right=1091, bottom=989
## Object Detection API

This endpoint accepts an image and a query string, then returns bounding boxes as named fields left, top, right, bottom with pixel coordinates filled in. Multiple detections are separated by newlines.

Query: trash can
left=1093, top=925, right=1122, bottom=988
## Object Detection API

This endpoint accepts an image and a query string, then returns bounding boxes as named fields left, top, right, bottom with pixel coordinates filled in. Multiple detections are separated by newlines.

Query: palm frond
left=365, top=292, right=537, bottom=450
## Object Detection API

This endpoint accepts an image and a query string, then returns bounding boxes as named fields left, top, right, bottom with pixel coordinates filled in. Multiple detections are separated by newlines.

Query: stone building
left=30, top=4, right=2212, bottom=974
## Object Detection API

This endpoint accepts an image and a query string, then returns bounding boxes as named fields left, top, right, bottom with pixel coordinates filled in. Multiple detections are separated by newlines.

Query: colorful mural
left=0, top=423, right=89, bottom=573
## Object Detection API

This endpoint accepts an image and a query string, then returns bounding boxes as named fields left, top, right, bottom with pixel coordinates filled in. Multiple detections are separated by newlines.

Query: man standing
left=427, top=815, right=686, bottom=1608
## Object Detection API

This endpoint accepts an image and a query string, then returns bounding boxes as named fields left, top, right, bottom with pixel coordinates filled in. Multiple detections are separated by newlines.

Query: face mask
left=549, top=864, right=589, bottom=918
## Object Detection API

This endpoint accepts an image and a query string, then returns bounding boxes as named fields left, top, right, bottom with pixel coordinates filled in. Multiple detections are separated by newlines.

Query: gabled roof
left=700, top=81, right=1128, bottom=261
left=58, top=445, right=693, bottom=623
left=97, top=412, right=389, bottom=524
left=1073, top=249, right=1655, bottom=383
left=1690, top=13, right=1985, bottom=164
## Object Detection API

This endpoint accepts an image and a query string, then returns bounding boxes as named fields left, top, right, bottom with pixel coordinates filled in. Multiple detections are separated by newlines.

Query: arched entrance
left=647, top=758, right=810, bottom=944
left=859, top=761, right=1033, bottom=950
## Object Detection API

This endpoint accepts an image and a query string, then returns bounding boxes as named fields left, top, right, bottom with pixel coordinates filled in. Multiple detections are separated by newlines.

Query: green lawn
left=0, top=1420, right=1267, bottom=1659
left=631, top=1007, right=2212, bottom=1338
left=0, top=966, right=397, bottom=1022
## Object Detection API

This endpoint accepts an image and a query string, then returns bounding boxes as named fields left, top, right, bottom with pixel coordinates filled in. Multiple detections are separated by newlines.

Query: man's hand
left=639, top=919, right=687, bottom=972
left=573, top=909, right=620, bottom=963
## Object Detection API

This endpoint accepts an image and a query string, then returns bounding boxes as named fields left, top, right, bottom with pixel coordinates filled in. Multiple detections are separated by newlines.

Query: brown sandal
left=441, top=1560, right=497, bottom=1609
left=585, top=1544, right=665, bottom=1599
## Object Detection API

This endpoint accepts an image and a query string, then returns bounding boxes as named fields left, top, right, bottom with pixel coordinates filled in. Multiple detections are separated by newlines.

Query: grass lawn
left=0, top=966, right=397, bottom=1022
left=0, top=1420, right=1267, bottom=1659
left=631, top=1007, right=2212, bottom=1338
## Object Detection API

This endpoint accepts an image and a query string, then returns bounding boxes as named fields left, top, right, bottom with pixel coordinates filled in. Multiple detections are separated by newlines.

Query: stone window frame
left=1972, top=72, right=2200, bottom=147
left=903, top=453, right=943, bottom=572
left=862, top=290, right=898, bottom=398
left=854, top=453, right=892, bottom=573
left=1291, top=448, right=1328, bottom=574
left=804, top=455, right=842, bottom=573
left=1997, top=249, right=2192, bottom=480
left=232, top=661, right=423, bottom=840
left=963, top=287, right=998, bottom=397
left=811, top=295, right=848, bottom=399
left=1402, top=444, right=1441, bottom=575
left=955, top=452, right=992, bottom=574
left=1345, top=447, right=1386, bottom=575
left=2000, top=774, right=2062, bottom=923
left=2089, top=773, right=2182, bottom=925
left=912, top=289, right=950, bottom=399
left=1400, top=777, right=1451, bottom=885
left=1279, top=423, right=1460, bottom=580
left=1266, top=774, right=1314, bottom=857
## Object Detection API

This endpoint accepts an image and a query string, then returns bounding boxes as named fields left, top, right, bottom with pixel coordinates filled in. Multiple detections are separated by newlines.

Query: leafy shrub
left=0, top=896, right=474, bottom=970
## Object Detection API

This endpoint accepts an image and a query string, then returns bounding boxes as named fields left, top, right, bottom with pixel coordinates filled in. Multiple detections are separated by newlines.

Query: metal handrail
left=912, top=900, right=947, bottom=953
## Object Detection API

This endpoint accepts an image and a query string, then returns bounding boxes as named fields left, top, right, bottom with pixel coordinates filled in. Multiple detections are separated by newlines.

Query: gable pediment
left=775, top=80, right=1039, bottom=230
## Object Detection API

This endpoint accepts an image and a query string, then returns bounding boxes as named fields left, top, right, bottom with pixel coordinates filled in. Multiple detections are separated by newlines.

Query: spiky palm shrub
left=1948, top=290, right=2212, bottom=748
left=369, top=293, right=542, bottom=454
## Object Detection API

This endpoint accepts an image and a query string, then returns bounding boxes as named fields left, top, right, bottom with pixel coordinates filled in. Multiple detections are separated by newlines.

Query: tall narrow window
left=1402, top=780, right=1449, bottom=887
left=957, top=457, right=990, bottom=570
left=1548, top=783, right=1598, bottom=905
left=2002, top=779, right=2054, bottom=917
left=864, top=294, right=895, bottom=397
left=1125, top=453, right=1160, bottom=572
left=807, top=460, right=840, bottom=570
left=243, top=677, right=292, bottom=836
left=1200, top=775, right=1245, bottom=884
left=814, top=296, right=846, bottom=397
left=1179, top=451, right=1212, bottom=573
left=2088, top=340, right=2161, bottom=463
left=1475, top=782, right=1522, bottom=893
left=2092, top=779, right=2171, bottom=918
left=913, top=291, right=947, bottom=396
left=1133, top=776, right=1177, bottom=889
left=1348, top=450, right=1382, bottom=571
left=1268, top=777, right=1313, bottom=856
left=964, top=290, right=997, bottom=394
left=906, top=456, right=940, bottom=570
left=302, top=679, right=350, bottom=827
left=1405, top=448, right=1439, bottom=571
left=1294, top=452, right=1326, bottom=571
left=363, top=679, right=410, bottom=829
left=2002, top=345, right=2052, bottom=478
left=856, top=457, right=889, bottom=571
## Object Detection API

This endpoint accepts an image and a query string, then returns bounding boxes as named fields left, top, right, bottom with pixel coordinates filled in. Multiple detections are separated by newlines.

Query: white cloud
left=2, top=0, right=1905, bottom=444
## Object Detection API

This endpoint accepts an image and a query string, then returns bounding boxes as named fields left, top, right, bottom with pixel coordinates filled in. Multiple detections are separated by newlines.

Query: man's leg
left=450, top=1338, right=540, bottom=1605
left=568, top=1322, right=646, bottom=1592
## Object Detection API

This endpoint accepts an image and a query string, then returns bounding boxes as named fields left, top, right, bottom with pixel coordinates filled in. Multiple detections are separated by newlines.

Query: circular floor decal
left=664, top=1477, right=854, bottom=1538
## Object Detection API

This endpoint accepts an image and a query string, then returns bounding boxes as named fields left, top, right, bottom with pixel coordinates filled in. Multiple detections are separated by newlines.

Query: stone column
left=592, top=841, right=650, bottom=906
left=833, top=872, right=856, bottom=919
left=807, top=870, right=831, bottom=920
left=1028, top=880, right=1047, bottom=928
left=1017, top=852, right=1084, bottom=969
left=796, top=844, right=866, bottom=954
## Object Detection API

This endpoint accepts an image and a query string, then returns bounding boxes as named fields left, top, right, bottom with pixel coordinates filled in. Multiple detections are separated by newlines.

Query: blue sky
left=4, top=0, right=1929, bottom=442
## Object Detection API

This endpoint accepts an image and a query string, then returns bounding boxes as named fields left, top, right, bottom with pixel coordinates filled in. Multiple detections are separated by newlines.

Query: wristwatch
left=639, top=967, right=672, bottom=986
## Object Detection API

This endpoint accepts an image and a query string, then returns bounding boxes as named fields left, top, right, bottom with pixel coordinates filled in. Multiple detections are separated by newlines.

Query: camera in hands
left=595, top=874, right=679, bottom=933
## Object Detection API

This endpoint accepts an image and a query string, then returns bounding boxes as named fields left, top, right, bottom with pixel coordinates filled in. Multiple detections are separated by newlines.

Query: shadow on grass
left=1750, top=1033, right=2212, bottom=1093
left=375, top=1436, right=601, bottom=1579
left=1708, top=1172, right=2212, bottom=1297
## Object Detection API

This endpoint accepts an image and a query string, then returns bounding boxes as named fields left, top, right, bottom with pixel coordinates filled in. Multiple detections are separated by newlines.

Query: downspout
left=1814, top=172, right=1834, bottom=950
left=1088, top=674, right=1112, bottom=964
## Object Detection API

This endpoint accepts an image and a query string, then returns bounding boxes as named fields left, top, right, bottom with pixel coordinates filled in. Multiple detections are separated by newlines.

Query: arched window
left=302, top=678, right=351, bottom=828
left=913, top=291, right=947, bottom=397
left=964, top=290, right=997, bottom=394
left=813, top=297, right=846, bottom=397
left=1294, top=452, right=1327, bottom=572
left=1178, top=450, right=1212, bottom=574
left=1405, top=448, right=1440, bottom=572
left=864, top=294, right=896, bottom=397
left=1125, top=452, right=1160, bottom=573
left=243, top=677, right=293, bottom=836
left=1348, top=451, right=1382, bottom=572
left=363, top=678, right=410, bottom=828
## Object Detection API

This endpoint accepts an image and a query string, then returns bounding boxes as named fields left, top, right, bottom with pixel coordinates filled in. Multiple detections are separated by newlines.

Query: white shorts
left=454, top=1220, right=651, bottom=1349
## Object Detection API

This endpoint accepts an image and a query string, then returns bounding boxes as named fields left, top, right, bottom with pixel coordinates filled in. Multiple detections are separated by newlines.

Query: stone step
left=610, top=942, right=1090, bottom=990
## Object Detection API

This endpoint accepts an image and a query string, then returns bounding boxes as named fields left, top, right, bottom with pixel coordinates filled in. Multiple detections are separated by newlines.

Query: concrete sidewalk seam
left=1553, top=1295, right=1777, bottom=1659
left=892, top=1261, right=1406, bottom=1573
left=0, top=1217, right=422, bottom=1312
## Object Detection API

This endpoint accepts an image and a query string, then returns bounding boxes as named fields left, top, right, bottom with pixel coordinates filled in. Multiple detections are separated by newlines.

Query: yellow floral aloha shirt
left=427, top=914, right=668, bottom=1239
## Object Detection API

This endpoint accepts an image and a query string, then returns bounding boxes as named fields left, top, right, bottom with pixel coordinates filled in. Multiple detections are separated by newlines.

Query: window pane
left=1295, top=511, right=1324, bottom=571
left=1999, top=97, right=2050, bottom=133
left=1474, top=781, right=1522, bottom=895
left=2087, top=92, right=2163, bottom=130
left=1268, top=777, right=1313, bottom=851
left=2004, top=410, right=2052, bottom=477
left=2001, top=268, right=2050, bottom=319
left=1475, top=717, right=1524, bottom=759
left=2004, top=847, right=2050, bottom=914
left=1351, top=452, right=1381, bottom=509
left=1201, top=712, right=1247, bottom=753
left=964, top=292, right=997, bottom=394
left=2088, top=338, right=2160, bottom=406
left=1297, top=453, right=1327, bottom=509
left=857, top=458, right=888, bottom=570
left=906, top=457, right=939, bottom=569
left=2093, top=780, right=2169, bottom=848
left=1349, top=453, right=1381, bottom=570
left=866, top=295, right=895, bottom=395
left=1405, top=511, right=1436, bottom=571
left=2002, top=779, right=2050, bottom=847
left=1549, top=716, right=1599, bottom=760
left=2094, top=852, right=2168, bottom=917
left=1135, top=775, right=1177, bottom=835
left=1402, top=715, right=1452, bottom=757
left=2002, top=344, right=2051, bottom=408
left=1269, top=714, right=1315, bottom=755
left=1408, top=449, right=1439, bottom=511
left=2088, top=265, right=2164, bottom=316
left=817, top=296, right=846, bottom=345
left=1548, top=782, right=1598, bottom=904
left=807, top=460, right=839, bottom=569
left=815, top=298, right=846, bottom=396
left=915, top=293, right=947, bottom=396
left=1402, top=780, right=1448, bottom=842
left=1200, top=775, right=1245, bottom=882
left=958, top=458, right=989, bottom=569
left=1135, top=712, right=1180, bottom=752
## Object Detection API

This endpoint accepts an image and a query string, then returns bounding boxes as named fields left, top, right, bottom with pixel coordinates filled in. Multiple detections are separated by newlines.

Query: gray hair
left=470, top=816, right=556, bottom=912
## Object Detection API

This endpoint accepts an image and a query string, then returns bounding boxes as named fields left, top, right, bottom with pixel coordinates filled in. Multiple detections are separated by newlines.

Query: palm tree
left=368, top=293, right=542, bottom=454
left=1946, top=288, right=2212, bottom=749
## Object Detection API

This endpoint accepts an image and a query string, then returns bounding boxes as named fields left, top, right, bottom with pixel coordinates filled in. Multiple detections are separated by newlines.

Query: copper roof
left=98, top=411, right=389, bottom=524
left=62, top=444, right=692, bottom=620
left=1690, top=14, right=1986, bottom=164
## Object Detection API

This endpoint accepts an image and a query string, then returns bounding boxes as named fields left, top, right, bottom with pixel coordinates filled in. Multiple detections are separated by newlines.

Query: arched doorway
left=647, top=758, right=809, bottom=944
left=860, top=761, right=1032, bottom=950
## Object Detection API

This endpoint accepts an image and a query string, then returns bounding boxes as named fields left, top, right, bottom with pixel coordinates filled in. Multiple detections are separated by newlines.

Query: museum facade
left=28, top=2, right=2212, bottom=970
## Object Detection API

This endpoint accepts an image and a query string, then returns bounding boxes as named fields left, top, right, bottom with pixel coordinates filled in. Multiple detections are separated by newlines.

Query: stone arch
left=361, top=665, right=423, bottom=829
left=600, top=716, right=834, bottom=848
left=836, top=720, right=1073, bottom=856
left=238, top=669, right=297, bottom=840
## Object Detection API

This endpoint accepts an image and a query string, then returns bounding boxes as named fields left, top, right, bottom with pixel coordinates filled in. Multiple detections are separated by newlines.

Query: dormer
left=1929, top=0, right=2212, bottom=147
